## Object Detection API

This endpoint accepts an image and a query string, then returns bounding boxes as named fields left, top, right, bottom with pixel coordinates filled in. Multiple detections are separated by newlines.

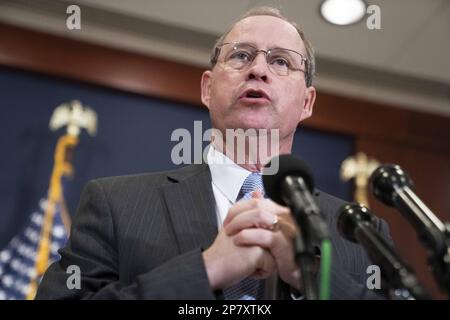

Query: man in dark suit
left=36, top=6, right=390, bottom=300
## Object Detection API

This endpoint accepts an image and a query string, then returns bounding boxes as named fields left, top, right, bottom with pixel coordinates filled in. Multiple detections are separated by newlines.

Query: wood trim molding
left=0, top=23, right=203, bottom=106
left=1, top=22, right=449, bottom=154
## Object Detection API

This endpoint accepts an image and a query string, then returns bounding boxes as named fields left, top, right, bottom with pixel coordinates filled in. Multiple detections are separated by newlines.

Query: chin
left=231, top=120, right=272, bottom=132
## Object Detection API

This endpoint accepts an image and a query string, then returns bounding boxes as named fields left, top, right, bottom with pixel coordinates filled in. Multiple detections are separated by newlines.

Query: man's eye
left=271, top=57, right=289, bottom=67
left=230, top=51, right=251, bottom=61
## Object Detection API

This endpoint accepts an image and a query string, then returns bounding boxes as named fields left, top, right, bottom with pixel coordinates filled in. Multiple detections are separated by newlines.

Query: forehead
left=223, top=15, right=305, bottom=53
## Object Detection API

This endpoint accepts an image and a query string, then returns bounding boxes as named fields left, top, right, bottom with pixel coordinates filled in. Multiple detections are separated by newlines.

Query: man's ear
left=300, top=86, right=316, bottom=121
left=201, top=70, right=212, bottom=109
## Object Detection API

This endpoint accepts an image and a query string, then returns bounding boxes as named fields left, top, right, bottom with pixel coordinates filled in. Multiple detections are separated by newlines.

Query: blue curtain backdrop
left=0, top=66, right=353, bottom=248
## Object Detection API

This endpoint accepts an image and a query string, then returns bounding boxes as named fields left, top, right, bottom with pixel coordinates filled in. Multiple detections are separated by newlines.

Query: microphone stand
left=292, top=215, right=319, bottom=300
left=283, top=177, right=330, bottom=300
left=337, top=203, right=431, bottom=300
left=395, top=186, right=450, bottom=295
left=354, top=222, right=430, bottom=300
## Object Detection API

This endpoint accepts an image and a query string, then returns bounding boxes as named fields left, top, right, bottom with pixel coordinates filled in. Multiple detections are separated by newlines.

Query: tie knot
left=239, top=173, right=264, bottom=200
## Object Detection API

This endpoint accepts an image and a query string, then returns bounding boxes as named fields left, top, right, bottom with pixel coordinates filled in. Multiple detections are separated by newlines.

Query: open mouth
left=240, top=89, right=270, bottom=101
left=246, top=91, right=264, bottom=98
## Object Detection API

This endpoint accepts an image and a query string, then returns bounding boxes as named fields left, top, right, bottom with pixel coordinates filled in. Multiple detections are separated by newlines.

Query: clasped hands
left=203, top=191, right=303, bottom=292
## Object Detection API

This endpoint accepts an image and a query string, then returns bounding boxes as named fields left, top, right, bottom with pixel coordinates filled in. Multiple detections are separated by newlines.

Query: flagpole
left=26, top=100, right=97, bottom=299
left=26, top=134, right=78, bottom=299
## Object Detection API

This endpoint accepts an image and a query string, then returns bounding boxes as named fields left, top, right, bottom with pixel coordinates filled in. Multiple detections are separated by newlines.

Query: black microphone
left=262, top=154, right=329, bottom=300
left=262, top=154, right=329, bottom=242
left=370, top=164, right=450, bottom=295
left=370, top=164, right=447, bottom=253
left=337, top=203, right=430, bottom=300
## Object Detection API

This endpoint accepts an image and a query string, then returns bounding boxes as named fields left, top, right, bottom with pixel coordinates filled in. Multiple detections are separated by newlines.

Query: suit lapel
left=161, top=164, right=218, bottom=253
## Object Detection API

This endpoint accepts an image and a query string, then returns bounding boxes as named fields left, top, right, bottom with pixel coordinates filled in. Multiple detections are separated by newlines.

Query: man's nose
left=246, top=53, right=269, bottom=82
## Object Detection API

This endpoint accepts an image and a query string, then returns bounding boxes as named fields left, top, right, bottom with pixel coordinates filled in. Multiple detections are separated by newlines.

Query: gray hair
left=209, top=6, right=315, bottom=87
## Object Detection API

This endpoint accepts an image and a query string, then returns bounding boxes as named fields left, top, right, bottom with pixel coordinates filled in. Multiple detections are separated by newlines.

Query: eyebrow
left=223, top=41, right=306, bottom=58
left=225, top=41, right=304, bottom=53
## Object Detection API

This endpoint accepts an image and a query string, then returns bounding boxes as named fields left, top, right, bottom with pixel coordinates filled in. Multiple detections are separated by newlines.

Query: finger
left=251, top=250, right=277, bottom=279
left=251, top=190, right=264, bottom=199
left=236, top=230, right=299, bottom=287
left=224, top=208, right=276, bottom=236
left=264, top=199, right=290, bottom=214
left=233, top=228, right=277, bottom=250
left=224, top=197, right=289, bottom=228
left=275, top=214, right=300, bottom=238
left=223, top=198, right=261, bottom=227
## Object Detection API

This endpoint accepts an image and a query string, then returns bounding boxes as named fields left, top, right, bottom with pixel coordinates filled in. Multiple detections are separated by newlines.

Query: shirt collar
left=207, top=145, right=252, bottom=203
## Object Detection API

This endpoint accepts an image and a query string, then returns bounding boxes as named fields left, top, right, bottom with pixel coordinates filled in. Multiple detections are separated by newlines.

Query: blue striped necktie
left=223, top=172, right=266, bottom=300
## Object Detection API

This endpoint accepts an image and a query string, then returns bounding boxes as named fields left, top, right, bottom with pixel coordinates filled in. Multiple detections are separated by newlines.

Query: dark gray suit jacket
left=36, top=164, right=390, bottom=299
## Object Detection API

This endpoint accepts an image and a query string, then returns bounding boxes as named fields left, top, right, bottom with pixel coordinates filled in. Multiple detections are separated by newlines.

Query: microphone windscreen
left=262, top=154, right=314, bottom=205
left=370, top=164, right=413, bottom=206
left=337, top=203, right=377, bottom=242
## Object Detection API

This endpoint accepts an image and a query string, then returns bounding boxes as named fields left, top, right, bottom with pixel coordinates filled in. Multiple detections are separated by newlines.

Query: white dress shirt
left=206, top=145, right=255, bottom=229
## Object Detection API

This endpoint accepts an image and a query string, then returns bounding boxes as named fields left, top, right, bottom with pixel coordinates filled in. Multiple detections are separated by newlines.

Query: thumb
left=251, top=190, right=264, bottom=199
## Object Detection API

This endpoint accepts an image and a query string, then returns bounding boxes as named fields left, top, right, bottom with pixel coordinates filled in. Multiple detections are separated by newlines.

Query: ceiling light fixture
left=320, top=0, right=367, bottom=26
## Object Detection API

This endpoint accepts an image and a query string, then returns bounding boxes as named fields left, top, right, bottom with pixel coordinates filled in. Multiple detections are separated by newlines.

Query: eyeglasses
left=212, top=42, right=308, bottom=77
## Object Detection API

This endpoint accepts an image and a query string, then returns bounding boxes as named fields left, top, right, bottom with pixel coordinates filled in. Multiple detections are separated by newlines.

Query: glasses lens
left=223, top=43, right=256, bottom=70
left=267, top=49, right=303, bottom=76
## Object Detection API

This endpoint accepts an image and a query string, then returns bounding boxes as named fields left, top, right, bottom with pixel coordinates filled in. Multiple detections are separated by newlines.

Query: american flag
left=0, top=198, right=68, bottom=300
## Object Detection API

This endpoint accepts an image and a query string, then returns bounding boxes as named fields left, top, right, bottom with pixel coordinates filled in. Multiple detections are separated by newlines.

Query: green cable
left=319, top=239, right=332, bottom=300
